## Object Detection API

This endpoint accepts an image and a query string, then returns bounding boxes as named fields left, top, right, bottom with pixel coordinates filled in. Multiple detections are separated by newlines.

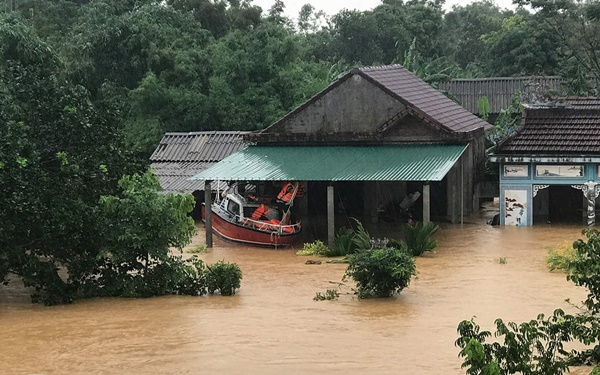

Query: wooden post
left=327, top=184, right=335, bottom=248
left=423, top=182, right=430, bottom=224
left=204, top=180, right=213, bottom=248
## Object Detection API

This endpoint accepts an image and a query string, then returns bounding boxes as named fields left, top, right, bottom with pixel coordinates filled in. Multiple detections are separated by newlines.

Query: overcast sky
left=252, top=0, right=516, bottom=19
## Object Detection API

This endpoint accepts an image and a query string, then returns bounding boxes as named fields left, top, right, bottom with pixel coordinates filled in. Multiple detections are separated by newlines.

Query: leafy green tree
left=478, top=13, right=560, bottom=76
left=96, top=171, right=197, bottom=293
left=329, top=10, right=383, bottom=65
left=518, top=0, right=600, bottom=84
left=0, top=14, right=145, bottom=304
left=442, top=0, right=512, bottom=69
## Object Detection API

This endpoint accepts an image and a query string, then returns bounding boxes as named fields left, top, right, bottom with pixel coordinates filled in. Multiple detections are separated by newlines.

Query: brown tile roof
left=358, top=65, right=491, bottom=133
left=150, top=131, right=249, bottom=193
left=548, top=96, right=600, bottom=110
left=439, top=76, right=563, bottom=114
left=497, top=107, right=600, bottom=154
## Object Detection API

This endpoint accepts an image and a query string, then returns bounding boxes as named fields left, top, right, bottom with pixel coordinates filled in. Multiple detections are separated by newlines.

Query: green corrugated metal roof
left=191, top=145, right=467, bottom=182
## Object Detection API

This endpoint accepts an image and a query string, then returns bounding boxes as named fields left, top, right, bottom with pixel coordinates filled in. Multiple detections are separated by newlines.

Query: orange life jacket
left=277, top=183, right=295, bottom=203
left=251, top=204, right=269, bottom=220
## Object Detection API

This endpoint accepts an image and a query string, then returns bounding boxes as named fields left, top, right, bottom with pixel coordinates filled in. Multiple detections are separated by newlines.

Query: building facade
left=492, top=98, right=600, bottom=226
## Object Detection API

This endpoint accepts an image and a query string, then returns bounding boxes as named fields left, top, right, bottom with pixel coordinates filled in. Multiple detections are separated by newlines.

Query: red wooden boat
left=202, top=182, right=301, bottom=247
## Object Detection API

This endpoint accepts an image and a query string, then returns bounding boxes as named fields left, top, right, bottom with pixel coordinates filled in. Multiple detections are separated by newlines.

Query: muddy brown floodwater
left=0, top=221, right=596, bottom=374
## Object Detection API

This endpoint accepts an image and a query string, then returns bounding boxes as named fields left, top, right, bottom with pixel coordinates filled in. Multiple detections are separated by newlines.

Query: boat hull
left=202, top=205, right=298, bottom=247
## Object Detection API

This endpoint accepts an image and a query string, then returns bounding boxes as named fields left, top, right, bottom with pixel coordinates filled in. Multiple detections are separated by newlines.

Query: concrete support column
left=423, top=182, right=430, bottom=224
left=204, top=180, right=213, bottom=248
left=327, top=184, right=335, bottom=248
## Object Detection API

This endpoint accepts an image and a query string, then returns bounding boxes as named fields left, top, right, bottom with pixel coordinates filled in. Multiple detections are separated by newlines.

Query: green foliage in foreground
left=344, top=247, right=416, bottom=299
left=457, top=229, right=600, bottom=374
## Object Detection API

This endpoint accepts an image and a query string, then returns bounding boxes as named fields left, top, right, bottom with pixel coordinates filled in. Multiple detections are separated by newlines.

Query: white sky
left=252, top=0, right=516, bottom=19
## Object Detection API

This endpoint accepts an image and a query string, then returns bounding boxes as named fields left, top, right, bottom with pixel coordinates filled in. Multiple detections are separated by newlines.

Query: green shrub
left=119, top=256, right=208, bottom=298
left=326, top=228, right=359, bottom=257
left=343, top=247, right=416, bottom=299
left=351, top=219, right=373, bottom=251
left=296, top=240, right=328, bottom=256
left=188, top=244, right=207, bottom=254
left=313, top=289, right=340, bottom=301
left=206, top=260, right=243, bottom=296
left=546, top=240, right=578, bottom=272
left=404, top=221, right=440, bottom=256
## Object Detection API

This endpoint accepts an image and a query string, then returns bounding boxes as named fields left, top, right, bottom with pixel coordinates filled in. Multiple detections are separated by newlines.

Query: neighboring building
left=150, top=131, right=248, bottom=194
left=491, top=97, right=600, bottom=226
left=194, top=65, right=491, bottom=245
left=439, top=76, right=564, bottom=122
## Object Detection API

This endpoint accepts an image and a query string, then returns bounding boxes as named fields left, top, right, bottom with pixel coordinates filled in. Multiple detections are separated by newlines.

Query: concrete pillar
left=423, top=182, right=430, bottom=224
left=327, top=184, right=335, bottom=248
left=204, top=180, right=213, bottom=248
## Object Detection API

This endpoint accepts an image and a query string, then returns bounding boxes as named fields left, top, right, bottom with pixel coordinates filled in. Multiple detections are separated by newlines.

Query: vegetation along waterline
left=1, top=224, right=593, bottom=374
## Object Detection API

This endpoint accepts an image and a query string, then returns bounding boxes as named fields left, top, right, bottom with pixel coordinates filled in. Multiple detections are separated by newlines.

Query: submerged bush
left=296, top=240, right=328, bottom=256
left=326, top=228, right=359, bottom=257
left=314, top=289, right=340, bottom=301
left=546, top=240, right=578, bottom=272
left=343, top=247, right=416, bottom=299
left=404, top=221, right=440, bottom=256
left=206, top=260, right=243, bottom=296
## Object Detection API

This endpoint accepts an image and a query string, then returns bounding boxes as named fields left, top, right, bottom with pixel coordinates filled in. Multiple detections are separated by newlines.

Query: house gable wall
left=268, top=75, right=405, bottom=134
left=383, top=115, right=450, bottom=142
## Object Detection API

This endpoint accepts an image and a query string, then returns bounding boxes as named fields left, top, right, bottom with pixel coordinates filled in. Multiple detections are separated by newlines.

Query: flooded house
left=193, top=64, right=490, bottom=246
left=491, top=97, right=600, bottom=226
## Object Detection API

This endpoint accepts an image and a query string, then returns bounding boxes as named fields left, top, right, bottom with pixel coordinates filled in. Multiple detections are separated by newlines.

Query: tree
left=516, top=0, right=600, bottom=91
left=0, top=14, right=145, bottom=304
left=95, top=171, right=197, bottom=297
left=478, top=13, right=561, bottom=76
left=442, top=0, right=512, bottom=69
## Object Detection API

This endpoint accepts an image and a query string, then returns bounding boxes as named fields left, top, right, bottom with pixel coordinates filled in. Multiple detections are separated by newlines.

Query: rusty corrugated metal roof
left=438, top=76, right=563, bottom=115
left=149, top=131, right=249, bottom=193
left=191, top=144, right=467, bottom=182
left=358, top=65, right=491, bottom=133
left=150, top=162, right=228, bottom=193
left=497, top=107, right=600, bottom=154
left=150, top=131, right=250, bottom=162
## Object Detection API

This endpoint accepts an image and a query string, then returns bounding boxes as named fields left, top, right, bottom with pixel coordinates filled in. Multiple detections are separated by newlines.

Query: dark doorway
left=547, top=185, right=584, bottom=224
